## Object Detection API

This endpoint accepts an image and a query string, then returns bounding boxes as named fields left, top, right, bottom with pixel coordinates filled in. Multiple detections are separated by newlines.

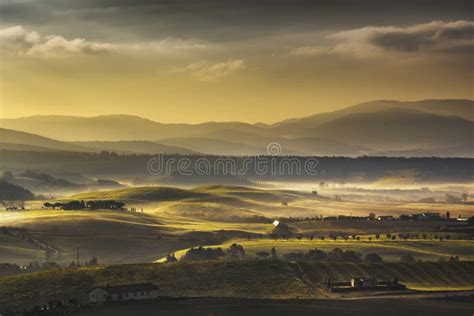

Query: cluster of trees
left=179, top=245, right=388, bottom=264
left=0, top=261, right=61, bottom=277
left=386, top=233, right=452, bottom=241
left=10, top=297, right=83, bottom=315
left=281, top=248, right=382, bottom=263
left=180, top=246, right=226, bottom=261
left=0, top=255, right=100, bottom=277
left=179, top=243, right=246, bottom=262
left=43, top=200, right=125, bottom=210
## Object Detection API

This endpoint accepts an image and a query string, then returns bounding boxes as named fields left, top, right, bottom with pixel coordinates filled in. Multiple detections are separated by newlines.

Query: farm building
left=377, top=215, right=394, bottom=221
left=88, top=283, right=159, bottom=304
left=351, top=278, right=377, bottom=288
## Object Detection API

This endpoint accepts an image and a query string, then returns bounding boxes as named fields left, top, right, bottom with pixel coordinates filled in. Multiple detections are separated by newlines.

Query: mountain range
left=0, top=99, right=473, bottom=157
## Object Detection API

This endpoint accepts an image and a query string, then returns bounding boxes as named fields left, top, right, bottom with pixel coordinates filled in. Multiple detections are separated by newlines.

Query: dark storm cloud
left=1, top=0, right=472, bottom=42
left=292, top=20, right=474, bottom=58
left=369, top=20, right=474, bottom=53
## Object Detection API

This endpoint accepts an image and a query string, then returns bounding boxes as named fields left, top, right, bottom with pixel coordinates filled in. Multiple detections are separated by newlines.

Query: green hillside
left=71, top=186, right=211, bottom=202
left=163, top=239, right=474, bottom=263
left=1, top=260, right=473, bottom=312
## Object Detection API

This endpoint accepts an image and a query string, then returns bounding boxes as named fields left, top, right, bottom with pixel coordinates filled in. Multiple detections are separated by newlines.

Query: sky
left=0, top=0, right=473, bottom=123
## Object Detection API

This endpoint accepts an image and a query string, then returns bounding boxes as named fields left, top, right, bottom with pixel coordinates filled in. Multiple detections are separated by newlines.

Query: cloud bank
left=291, top=20, right=474, bottom=58
left=0, top=26, right=207, bottom=57
left=0, top=26, right=113, bottom=56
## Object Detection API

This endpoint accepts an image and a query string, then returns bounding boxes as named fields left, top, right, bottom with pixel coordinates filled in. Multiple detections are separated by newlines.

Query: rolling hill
left=272, top=99, right=474, bottom=137
left=1, top=99, right=472, bottom=156
left=310, top=108, right=474, bottom=150
left=0, top=114, right=267, bottom=142
left=70, top=186, right=212, bottom=202
left=1, top=260, right=473, bottom=312
left=0, top=128, right=92, bottom=152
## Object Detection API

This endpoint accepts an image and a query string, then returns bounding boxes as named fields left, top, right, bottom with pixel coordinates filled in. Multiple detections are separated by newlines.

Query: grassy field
left=1, top=185, right=472, bottom=265
left=0, top=234, right=44, bottom=264
left=1, top=260, right=473, bottom=312
left=163, top=239, right=474, bottom=263
left=68, top=185, right=474, bottom=218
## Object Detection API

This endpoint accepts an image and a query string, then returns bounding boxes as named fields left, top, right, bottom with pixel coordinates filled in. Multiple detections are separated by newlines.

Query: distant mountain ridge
left=0, top=128, right=197, bottom=155
left=1, top=99, right=473, bottom=157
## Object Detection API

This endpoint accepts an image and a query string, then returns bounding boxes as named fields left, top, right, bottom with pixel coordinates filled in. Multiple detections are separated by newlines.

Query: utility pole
left=77, top=247, right=79, bottom=266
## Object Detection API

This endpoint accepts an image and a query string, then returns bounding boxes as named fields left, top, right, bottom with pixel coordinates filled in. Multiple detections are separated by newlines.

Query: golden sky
left=0, top=1, right=473, bottom=123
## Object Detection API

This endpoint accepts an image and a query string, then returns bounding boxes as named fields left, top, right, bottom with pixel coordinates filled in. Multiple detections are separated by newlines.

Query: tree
left=271, top=247, right=278, bottom=259
left=400, top=254, right=415, bottom=263
left=68, top=261, right=77, bottom=269
left=228, top=243, right=245, bottom=260
left=305, top=249, right=327, bottom=261
left=364, top=253, right=383, bottom=264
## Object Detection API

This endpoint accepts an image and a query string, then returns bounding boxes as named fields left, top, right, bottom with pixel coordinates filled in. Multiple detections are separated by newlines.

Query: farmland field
left=1, top=260, right=473, bottom=312
left=1, top=185, right=473, bottom=265
left=160, top=238, right=474, bottom=263
left=0, top=185, right=473, bottom=314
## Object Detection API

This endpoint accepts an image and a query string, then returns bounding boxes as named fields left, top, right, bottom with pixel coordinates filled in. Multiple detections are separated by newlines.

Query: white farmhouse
left=88, top=283, right=159, bottom=304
